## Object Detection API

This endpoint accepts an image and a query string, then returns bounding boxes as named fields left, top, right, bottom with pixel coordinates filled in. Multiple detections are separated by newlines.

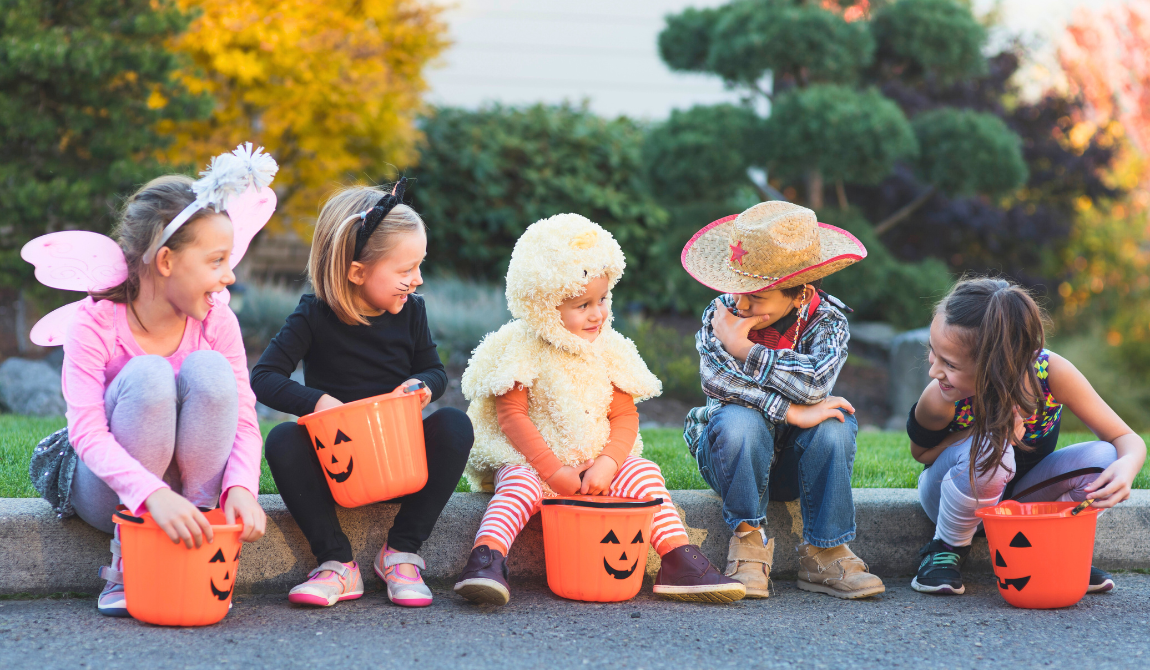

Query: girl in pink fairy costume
left=22, top=144, right=278, bottom=617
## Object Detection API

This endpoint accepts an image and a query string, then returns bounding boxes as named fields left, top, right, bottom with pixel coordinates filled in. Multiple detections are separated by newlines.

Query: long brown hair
left=936, top=276, right=1048, bottom=491
left=90, top=175, right=216, bottom=327
left=307, top=184, right=425, bottom=325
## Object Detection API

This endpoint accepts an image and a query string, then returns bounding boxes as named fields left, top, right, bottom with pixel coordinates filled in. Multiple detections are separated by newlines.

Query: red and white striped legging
left=474, top=456, right=690, bottom=556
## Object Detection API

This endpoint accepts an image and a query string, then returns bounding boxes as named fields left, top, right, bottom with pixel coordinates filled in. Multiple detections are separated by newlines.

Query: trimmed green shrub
left=819, top=210, right=951, bottom=329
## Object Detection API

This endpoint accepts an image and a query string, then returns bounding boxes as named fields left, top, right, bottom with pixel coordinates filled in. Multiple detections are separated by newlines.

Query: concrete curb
left=4, top=490, right=1149, bottom=595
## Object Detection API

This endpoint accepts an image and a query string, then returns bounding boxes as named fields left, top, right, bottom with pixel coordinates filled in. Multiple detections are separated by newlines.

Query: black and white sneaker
left=911, top=538, right=970, bottom=595
left=1087, top=566, right=1115, bottom=593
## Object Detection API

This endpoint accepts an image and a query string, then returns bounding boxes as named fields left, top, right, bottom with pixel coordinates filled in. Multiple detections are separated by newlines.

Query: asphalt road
left=2, top=575, right=1148, bottom=670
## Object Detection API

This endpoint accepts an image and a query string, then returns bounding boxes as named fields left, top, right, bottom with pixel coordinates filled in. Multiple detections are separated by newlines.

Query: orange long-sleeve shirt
left=494, top=384, right=639, bottom=482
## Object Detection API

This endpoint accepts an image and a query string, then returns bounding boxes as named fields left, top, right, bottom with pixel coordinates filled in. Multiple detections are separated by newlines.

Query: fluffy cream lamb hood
left=461, top=213, right=662, bottom=491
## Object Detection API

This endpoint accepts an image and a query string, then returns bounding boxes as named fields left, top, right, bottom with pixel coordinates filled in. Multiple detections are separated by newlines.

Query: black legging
left=265, top=407, right=474, bottom=564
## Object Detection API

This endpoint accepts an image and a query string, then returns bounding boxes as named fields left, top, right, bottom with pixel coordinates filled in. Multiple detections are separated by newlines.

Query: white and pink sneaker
left=288, top=560, right=364, bottom=607
left=97, top=530, right=130, bottom=618
left=374, top=546, right=433, bottom=607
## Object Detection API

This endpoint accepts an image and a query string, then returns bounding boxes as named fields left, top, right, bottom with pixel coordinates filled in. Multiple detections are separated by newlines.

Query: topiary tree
left=644, top=104, right=765, bottom=201
left=762, top=85, right=919, bottom=209
left=701, top=0, right=875, bottom=88
left=654, top=0, right=1027, bottom=224
left=873, top=107, right=1029, bottom=234
left=869, top=0, right=987, bottom=83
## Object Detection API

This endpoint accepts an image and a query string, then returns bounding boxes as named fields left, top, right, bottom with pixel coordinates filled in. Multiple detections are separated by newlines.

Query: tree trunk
left=807, top=170, right=824, bottom=210
left=746, top=168, right=787, bottom=201
left=873, top=186, right=937, bottom=236
left=835, top=179, right=848, bottom=210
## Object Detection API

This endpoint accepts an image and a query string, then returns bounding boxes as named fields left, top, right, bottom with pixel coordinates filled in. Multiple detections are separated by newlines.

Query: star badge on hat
left=729, top=241, right=748, bottom=266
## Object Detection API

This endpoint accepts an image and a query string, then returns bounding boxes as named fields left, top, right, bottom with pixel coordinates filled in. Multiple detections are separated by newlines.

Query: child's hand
left=395, top=379, right=432, bottom=409
left=710, top=298, right=770, bottom=362
left=314, top=394, right=344, bottom=413
left=546, top=460, right=595, bottom=496
left=145, top=488, right=214, bottom=548
left=223, top=486, right=267, bottom=543
left=785, top=397, right=855, bottom=428
left=1084, top=454, right=1141, bottom=508
left=580, top=455, right=619, bottom=495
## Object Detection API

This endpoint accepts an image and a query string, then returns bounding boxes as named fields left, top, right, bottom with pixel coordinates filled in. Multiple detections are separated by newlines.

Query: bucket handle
left=113, top=509, right=145, bottom=524
left=381, top=380, right=427, bottom=399
left=1006, top=467, right=1105, bottom=501
left=541, top=497, right=663, bottom=509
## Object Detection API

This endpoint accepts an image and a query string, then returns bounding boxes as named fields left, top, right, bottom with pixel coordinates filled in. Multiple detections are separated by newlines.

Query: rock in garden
left=0, top=357, right=67, bottom=416
left=885, top=328, right=932, bottom=430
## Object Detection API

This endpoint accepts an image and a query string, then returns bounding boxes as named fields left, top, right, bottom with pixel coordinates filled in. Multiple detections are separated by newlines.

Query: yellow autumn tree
left=161, top=0, right=448, bottom=236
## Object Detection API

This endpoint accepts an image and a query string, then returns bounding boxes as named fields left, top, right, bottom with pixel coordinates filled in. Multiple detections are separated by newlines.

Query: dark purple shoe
left=653, top=544, right=746, bottom=603
left=453, top=545, right=510, bottom=605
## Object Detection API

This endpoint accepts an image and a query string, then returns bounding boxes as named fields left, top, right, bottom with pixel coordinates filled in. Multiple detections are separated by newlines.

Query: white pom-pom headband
left=142, top=142, right=279, bottom=264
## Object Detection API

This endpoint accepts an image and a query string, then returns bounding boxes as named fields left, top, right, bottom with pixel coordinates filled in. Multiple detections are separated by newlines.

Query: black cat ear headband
left=352, top=177, right=408, bottom=261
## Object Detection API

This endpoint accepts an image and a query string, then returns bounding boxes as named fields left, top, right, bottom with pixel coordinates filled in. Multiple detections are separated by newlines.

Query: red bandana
left=746, top=291, right=821, bottom=350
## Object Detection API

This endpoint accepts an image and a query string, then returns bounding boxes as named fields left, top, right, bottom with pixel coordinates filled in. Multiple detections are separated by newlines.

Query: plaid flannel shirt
left=683, top=293, right=850, bottom=454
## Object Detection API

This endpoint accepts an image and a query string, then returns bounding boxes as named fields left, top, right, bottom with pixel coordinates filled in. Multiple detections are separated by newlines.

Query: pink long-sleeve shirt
left=62, top=298, right=262, bottom=515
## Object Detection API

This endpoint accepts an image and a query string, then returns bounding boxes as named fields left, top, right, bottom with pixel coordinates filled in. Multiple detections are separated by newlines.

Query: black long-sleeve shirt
left=251, top=293, right=447, bottom=417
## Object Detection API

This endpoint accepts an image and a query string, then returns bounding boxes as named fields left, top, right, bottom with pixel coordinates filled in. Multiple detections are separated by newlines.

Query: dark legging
left=265, top=407, right=473, bottom=564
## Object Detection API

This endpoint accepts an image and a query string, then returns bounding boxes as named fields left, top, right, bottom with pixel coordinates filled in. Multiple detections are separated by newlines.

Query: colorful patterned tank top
left=947, top=349, right=1062, bottom=445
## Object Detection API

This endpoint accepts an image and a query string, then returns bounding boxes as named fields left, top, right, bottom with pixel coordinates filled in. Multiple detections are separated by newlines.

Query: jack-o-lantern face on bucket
left=209, top=546, right=241, bottom=601
left=314, top=429, right=355, bottom=483
left=993, top=531, right=1033, bottom=592
left=600, top=528, right=647, bottom=580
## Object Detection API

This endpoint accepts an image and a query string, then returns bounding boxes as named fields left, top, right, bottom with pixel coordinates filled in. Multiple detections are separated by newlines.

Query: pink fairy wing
left=226, top=185, right=277, bottom=268
left=29, top=301, right=81, bottom=347
left=21, top=232, right=127, bottom=292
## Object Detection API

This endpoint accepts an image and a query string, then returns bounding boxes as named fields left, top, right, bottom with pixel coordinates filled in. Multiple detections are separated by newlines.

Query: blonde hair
left=308, top=184, right=426, bottom=325
left=92, top=175, right=218, bottom=326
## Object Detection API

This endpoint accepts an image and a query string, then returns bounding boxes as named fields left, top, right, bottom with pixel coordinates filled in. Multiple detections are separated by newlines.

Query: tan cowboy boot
left=724, top=530, right=774, bottom=598
left=796, top=543, right=885, bottom=599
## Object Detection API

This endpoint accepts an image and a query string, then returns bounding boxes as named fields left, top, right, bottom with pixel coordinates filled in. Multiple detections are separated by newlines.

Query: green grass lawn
left=3, top=415, right=1148, bottom=498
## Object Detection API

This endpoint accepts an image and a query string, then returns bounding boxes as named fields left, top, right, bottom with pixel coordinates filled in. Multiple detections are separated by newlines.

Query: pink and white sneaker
left=97, top=531, right=130, bottom=618
left=288, top=560, right=364, bottom=607
left=374, top=545, right=433, bottom=607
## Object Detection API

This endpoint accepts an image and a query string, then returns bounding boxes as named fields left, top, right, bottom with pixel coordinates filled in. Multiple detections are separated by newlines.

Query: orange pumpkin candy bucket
left=296, top=384, right=429, bottom=508
left=541, top=495, right=661, bottom=603
left=975, top=500, right=1102, bottom=609
left=113, top=508, right=243, bottom=626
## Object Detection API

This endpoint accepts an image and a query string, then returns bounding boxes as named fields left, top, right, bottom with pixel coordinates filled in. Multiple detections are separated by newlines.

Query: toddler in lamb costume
left=452, top=214, right=744, bottom=606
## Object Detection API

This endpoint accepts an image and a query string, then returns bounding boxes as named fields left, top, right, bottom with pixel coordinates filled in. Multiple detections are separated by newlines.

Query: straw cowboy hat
left=681, top=201, right=867, bottom=295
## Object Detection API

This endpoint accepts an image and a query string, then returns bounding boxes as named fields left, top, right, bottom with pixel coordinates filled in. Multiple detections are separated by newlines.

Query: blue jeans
left=695, top=403, right=858, bottom=548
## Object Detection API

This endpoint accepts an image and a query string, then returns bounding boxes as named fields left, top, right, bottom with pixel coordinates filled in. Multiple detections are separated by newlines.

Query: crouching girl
left=909, top=277, right=1146, bottom=595
left=453, top=214, right=744, bottom=605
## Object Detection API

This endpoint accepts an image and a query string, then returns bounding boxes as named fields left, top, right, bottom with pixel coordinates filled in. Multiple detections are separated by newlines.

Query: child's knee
left=621, top=457, right=667, bottom=484
left=180, top=351, right=237, bottom=405
left=505, top=476, right=543, bottom=503
left=947, top=462, right=1010, bottom=500
left=1080, top=440, right=1119, bottom=468
left=497, top=467, right=544, bottom=495
left=264, top=421, right=310, bottom=467
left=182, top=349, right=230, bottom=375
left=806, top=412, right=858, bottom=457
left=119, top=355, right=176, bottom=403
left=707, top=405, right=772, bottom=456
left=426, top=407, right=475, bottom=451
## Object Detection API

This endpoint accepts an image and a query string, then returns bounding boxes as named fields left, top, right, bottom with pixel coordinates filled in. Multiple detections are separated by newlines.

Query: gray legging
left=918, top=435, right=1117, bottom=546
left=71, top=351, right=239, bottom=533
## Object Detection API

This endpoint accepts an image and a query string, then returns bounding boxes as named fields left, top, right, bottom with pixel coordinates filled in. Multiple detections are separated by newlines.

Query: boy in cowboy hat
left=680, top=200, right=884, bottom=600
